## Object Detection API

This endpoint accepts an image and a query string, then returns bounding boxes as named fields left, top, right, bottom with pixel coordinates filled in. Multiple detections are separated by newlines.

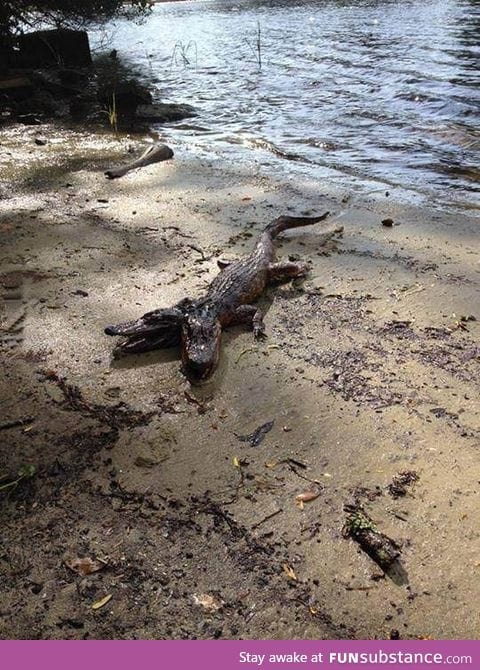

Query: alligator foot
left=253, top=311, right=267, bottom=340
left=228, top=305, right=266, bottom=339
left=268, top=261, right=309, bottom=282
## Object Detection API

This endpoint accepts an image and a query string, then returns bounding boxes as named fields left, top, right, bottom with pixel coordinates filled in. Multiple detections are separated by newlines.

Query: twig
left=184, top=391, right=212, bottom=414
left=287, top=462, right=323, bottom=486
left=162, top=226, right=194, bottom=239
left=251, top=508, right=282, bottom=530
left=236, top=346, right=258, bottom=363
left=0, top=417, right=34, bottom=431
left=186, top=244, right=208, bottom=261
left=256, top=20, right=262, bottom=70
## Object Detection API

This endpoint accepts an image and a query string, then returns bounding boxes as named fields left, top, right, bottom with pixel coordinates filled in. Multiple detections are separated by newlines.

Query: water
left=94, top=0, right=480, bottom=212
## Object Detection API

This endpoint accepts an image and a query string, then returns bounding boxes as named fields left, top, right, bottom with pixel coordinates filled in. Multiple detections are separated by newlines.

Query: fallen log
left=105, top=143, right=174, bottom=179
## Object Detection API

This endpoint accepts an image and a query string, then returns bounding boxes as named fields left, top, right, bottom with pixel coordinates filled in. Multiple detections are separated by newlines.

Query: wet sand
left=0, top=123, right=479, bottom=640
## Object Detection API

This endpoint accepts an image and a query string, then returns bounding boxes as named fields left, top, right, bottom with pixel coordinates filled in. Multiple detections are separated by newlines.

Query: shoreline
left=0, top=121, right=479, bottom=640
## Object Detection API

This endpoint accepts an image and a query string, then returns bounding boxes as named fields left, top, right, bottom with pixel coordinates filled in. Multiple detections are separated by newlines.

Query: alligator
left=105, top=212, right=338, bottom=383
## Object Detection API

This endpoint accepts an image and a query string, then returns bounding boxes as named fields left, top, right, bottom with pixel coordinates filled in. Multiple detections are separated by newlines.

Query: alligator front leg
left=268, top=261, right=309, bottom=282
left=230, top=305, right=266, bottom=339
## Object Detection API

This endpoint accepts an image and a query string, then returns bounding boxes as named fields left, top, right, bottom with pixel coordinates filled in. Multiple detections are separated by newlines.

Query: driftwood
left=105, top=143, right=174, bottom=179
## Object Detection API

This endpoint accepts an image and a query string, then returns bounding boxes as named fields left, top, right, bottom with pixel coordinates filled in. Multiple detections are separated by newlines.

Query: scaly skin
left=105, top=213, right=331, bottom=383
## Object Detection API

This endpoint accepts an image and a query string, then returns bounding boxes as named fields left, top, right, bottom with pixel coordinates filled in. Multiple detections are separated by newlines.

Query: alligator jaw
left=106, top=306, right=183, bottom=355
left=105, top=306, right=183, bottom=338
left=113, top=327, right=181, bottom=356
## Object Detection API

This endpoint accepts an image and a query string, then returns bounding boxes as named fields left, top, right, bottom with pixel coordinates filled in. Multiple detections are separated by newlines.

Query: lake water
left=95, top=0, right=480, bottom=212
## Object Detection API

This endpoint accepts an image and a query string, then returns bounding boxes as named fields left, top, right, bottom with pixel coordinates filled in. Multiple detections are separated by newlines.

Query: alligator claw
left=253, top=326, right=267, bottom=340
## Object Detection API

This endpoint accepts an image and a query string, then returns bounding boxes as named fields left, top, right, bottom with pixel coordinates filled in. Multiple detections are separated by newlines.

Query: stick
left=0, top=417, right=34, bottom=431
left=251, top=508, right=282, bottom=530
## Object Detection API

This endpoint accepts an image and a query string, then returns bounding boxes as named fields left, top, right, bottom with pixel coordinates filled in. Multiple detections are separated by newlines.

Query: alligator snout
left=183, top=358, right=213, bottom=385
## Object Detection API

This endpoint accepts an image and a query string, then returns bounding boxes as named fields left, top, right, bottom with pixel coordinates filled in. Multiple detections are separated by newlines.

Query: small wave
left=222, top=135, right=312, bottom=163
left=291, top=137, right=338, bottom=151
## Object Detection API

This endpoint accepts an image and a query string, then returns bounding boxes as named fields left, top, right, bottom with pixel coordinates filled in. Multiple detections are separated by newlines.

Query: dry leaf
left=265, top=461, right=277, bottom=469
left=192, top=593, right=222, bottom=611
left=65, top=556, right=105, bottom=576
left=295, top=491, right=320, bottom=506
left=282, top=563, right=297, bottom=581
left=91, top=594, right=112, bottom=610
left=233, top=457, right=240, bottom=468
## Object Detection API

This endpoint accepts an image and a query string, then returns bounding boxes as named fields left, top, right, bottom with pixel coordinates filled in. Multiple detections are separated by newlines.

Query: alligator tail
left=265, top=212, right=330, bottom=239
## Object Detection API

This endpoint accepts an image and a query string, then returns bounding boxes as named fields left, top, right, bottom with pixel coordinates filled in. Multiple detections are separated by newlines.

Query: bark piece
left=343, top=503, right=400, bottom=571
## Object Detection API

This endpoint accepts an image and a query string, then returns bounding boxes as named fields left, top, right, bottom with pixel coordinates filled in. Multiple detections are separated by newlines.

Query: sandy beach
left=0, top=123, right=479, bottom=639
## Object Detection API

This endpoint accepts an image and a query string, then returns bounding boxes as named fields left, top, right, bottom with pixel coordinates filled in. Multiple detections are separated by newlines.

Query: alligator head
left=105, top=306, right=183, bottom=354
left=181, top=306, right=222, bottom=384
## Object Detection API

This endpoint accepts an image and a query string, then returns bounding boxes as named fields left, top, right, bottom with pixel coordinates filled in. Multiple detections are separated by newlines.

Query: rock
left=17, top=114, right=42, bottom=125
left=15, top=88, right=60, bottom=117
left=31, top=70, right=68, bottom=96
left=99, top=79, right=152, bottom=119
left=17, top=29, right=92, bottom=69
left=58, top=68, right=89, bottom=89
left=69, top=90, right=100, bottom=122
left=136, top=103, right=196, bottom=123
left=0, top=76, right=33, bottom=94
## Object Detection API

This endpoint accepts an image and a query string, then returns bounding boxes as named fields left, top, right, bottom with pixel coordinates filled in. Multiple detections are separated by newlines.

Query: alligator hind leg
left=229, top=305, right=266, bottom=339
left=268, top=261, right=309, bottom=282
